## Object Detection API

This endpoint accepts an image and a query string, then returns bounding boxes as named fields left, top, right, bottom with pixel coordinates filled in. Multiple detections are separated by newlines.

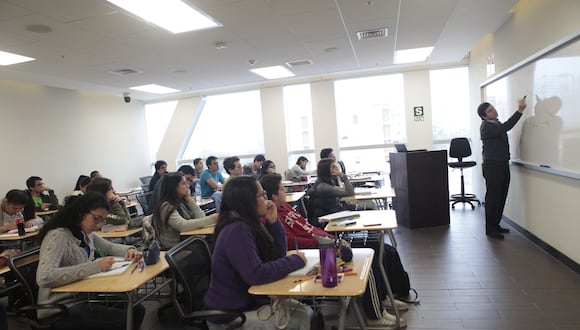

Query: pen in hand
left=130, top=263, right=139, bottom=274
left=294, top=237, right=299, bottom=254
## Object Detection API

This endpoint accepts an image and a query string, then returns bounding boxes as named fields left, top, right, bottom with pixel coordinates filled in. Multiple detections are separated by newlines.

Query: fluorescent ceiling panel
left=107, top=0, right=221, bottom=34
left=250, top=66, right=296, bottom=80
left=130, top=84, right=180, bottom=94
left=0, top=50, right=35, bottom=66
left=394, top=47, right=434, bottom=64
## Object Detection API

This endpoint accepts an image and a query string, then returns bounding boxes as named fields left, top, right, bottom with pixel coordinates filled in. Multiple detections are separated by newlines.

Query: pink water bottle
left=16, top=212, right=25, bottom=236
left=318, top=238, right=338, bottom=288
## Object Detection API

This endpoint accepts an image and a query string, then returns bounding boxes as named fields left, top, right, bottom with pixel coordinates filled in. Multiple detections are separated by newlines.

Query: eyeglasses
left=257, top=190, right=267, bottom=199
left=91, top=212, right=106, bottom=224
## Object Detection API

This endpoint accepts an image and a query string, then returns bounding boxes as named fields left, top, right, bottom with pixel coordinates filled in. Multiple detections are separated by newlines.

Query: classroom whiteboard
left=481, top=31, right=580, bottom=176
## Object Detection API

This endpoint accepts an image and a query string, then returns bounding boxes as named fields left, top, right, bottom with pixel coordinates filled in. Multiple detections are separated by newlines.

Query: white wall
left=469, top=0, right=580, bottom=263
left=0, top=80, right=151, bottom=200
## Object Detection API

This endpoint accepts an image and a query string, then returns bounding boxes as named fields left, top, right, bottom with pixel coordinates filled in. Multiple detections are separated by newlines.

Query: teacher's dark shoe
left=486, top=231, right=504, bottom=239
left=498, top=226, right=510, bottom=234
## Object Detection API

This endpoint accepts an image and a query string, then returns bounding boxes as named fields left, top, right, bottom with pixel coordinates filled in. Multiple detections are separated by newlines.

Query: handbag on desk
left=142, top=240, right=160, bottom=265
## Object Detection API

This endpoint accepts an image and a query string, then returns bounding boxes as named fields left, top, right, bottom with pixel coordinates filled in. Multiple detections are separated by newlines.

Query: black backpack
left=384, top=243, right=411, bottom=298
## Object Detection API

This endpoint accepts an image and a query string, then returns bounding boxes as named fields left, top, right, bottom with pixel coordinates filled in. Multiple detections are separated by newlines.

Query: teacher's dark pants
left=482, top=161, right=510, bottom=232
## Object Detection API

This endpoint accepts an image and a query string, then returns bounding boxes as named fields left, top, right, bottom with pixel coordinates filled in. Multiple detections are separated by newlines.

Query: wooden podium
left=389, top=150, right=450, bottom=229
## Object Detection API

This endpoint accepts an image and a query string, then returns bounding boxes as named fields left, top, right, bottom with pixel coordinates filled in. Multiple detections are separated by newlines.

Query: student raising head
left=204, top=176, right=312, bottom=329
left=151, top=172, right=217, bottom=250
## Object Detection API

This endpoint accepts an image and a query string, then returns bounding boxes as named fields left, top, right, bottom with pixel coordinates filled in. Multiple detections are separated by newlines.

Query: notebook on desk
left=288, top=249, right=319, bottom=277
left=87, top=258, right=131, bottom=278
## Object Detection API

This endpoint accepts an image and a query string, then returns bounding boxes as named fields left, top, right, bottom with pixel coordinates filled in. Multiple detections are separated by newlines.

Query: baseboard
left=503, top=217, right=580, bottom=274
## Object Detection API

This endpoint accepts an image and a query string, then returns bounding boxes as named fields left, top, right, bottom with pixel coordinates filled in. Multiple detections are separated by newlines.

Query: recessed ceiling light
left=394, top=47, right=434, bottom=64
left=250, top=65, right=295, bottom=80
left=130, top=84, right=180, bottom=94
left=107, top=0, right=221, bottom=34
left=0, top=50, right=35, bottom=66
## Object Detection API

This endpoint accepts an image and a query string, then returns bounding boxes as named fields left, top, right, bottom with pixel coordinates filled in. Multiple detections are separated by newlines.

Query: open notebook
left=87, top=257, right=131, bottom=278
left=288, top=249, right=319, bottom=277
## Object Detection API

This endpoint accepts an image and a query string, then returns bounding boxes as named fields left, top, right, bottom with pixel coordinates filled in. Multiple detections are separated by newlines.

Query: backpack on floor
left=384, top=244, right=419, bottom=304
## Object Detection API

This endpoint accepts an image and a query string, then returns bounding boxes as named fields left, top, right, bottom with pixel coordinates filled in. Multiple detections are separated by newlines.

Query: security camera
left=248, top=59, right=256, bottom=65
left=123, top=92, right=131, bottom=103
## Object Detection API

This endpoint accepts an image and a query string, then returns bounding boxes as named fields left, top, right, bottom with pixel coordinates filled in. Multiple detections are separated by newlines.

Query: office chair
left=8, top=247, right=69, bottom=329
left=448, top=137, right=481, bottom=209
left=160, top=236, right=246, bottom=329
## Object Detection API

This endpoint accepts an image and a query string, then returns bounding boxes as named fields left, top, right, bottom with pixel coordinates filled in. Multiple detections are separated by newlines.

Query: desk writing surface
left=37, top=209, right=58, bottom=216
left=344, top=188, right=395, bottom=201
left=199, top=198, right=214, bottom=207
left=180, top=225, right=215, bottom=236
left=0, top=231, right=39, bottom=241
left=324, top=210, right=397, bottom=232
left=0, top=266, right=10, bottom=275
left=51, top=252, right=168, bottom=293
left=96, top=227, right=142, bottom=239
left=286, top=192, right=305, bottom=203
left=249, top=248, right=374, bottom=297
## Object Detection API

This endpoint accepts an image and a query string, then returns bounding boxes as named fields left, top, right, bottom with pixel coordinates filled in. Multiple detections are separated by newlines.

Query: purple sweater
left=204, top=219, right=305, bottom=323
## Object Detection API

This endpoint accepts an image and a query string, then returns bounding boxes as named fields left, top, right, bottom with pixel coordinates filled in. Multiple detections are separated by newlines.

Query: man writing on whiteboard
left=478, top=97, right=527, bottom=239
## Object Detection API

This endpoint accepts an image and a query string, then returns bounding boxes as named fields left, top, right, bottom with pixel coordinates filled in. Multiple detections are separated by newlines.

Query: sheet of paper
left=87, top=260, right=131, bottom=278
left=288, top=249, right=319, bottom=277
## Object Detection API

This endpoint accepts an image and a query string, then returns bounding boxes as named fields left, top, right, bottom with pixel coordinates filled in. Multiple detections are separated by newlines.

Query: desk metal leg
left=386, top=229, right=397, bottom=249
left=351, top=297, right=366, bottom=330
left=338, top=297, right=347, bottom=330
left=125, top=292, right=134, bottom=330
left=378, top=230, right=401, bottom=329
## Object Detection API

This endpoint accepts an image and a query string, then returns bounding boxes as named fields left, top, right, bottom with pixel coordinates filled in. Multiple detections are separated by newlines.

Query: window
left=334, top=74, right=406, bottom=147
left=145, top=101, right=177, bottom=163
left=182, top=90, right=264, bottom=160
left=283, top=84, right=314, bottom=168
left=334, top=74, right=405, bottom=172
left=430, top=67, right=470, bottom=141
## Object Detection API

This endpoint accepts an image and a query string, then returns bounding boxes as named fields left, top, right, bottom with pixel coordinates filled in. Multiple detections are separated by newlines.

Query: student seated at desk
left=200, top=156, right=225, bottom=198
left=204, top=176, right=312, bottom=330
left=1, top=189, right=43, bottom=233
left=260, top=174, right=408, bottom=327
left=87, top=177, right=130, bottom=225
left=258, top=160, right=277, bottom=180
left=307, top=158, right=355, bottom=228
left=287, top=156, right=311, bottom=180
left=36, top=192, right=144, bottom=330
left=64, top=175, right=91, bottom=206
left=152, top=172, right=217, bottom=250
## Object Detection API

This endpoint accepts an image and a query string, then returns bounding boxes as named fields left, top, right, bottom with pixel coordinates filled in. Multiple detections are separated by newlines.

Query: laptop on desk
left=394, top=143, right=427, bottom=153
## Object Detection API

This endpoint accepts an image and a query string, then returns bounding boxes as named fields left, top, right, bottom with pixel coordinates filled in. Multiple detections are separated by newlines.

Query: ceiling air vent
left=285, top=59, right=313, bottom=67
left=356, top=28, right=388, bottom=40
left=108, top=68, right=143, bottom=76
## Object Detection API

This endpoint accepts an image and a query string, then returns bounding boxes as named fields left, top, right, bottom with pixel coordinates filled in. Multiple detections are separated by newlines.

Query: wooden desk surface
left=37, top=209, right=58, bottom=216
left=181, top=225, right=215, bottom=236
left=344, top=188, right=395, bottom=201
left=286, top=192, right=305, bottom=203
left=51, top=252, right=168, bottom=293
left=199, top=198, right=214, bottom=207
left=324, top=210, right=398, bottom=232
left=0, top=266, right=10, bottom=276
left=96, top=227, right=143, bottom=238
left=0, top=231, right=39, bottom=241
left=249, top=248, right=374, bottom=297
left=282, top=180, right=311, bottom=187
